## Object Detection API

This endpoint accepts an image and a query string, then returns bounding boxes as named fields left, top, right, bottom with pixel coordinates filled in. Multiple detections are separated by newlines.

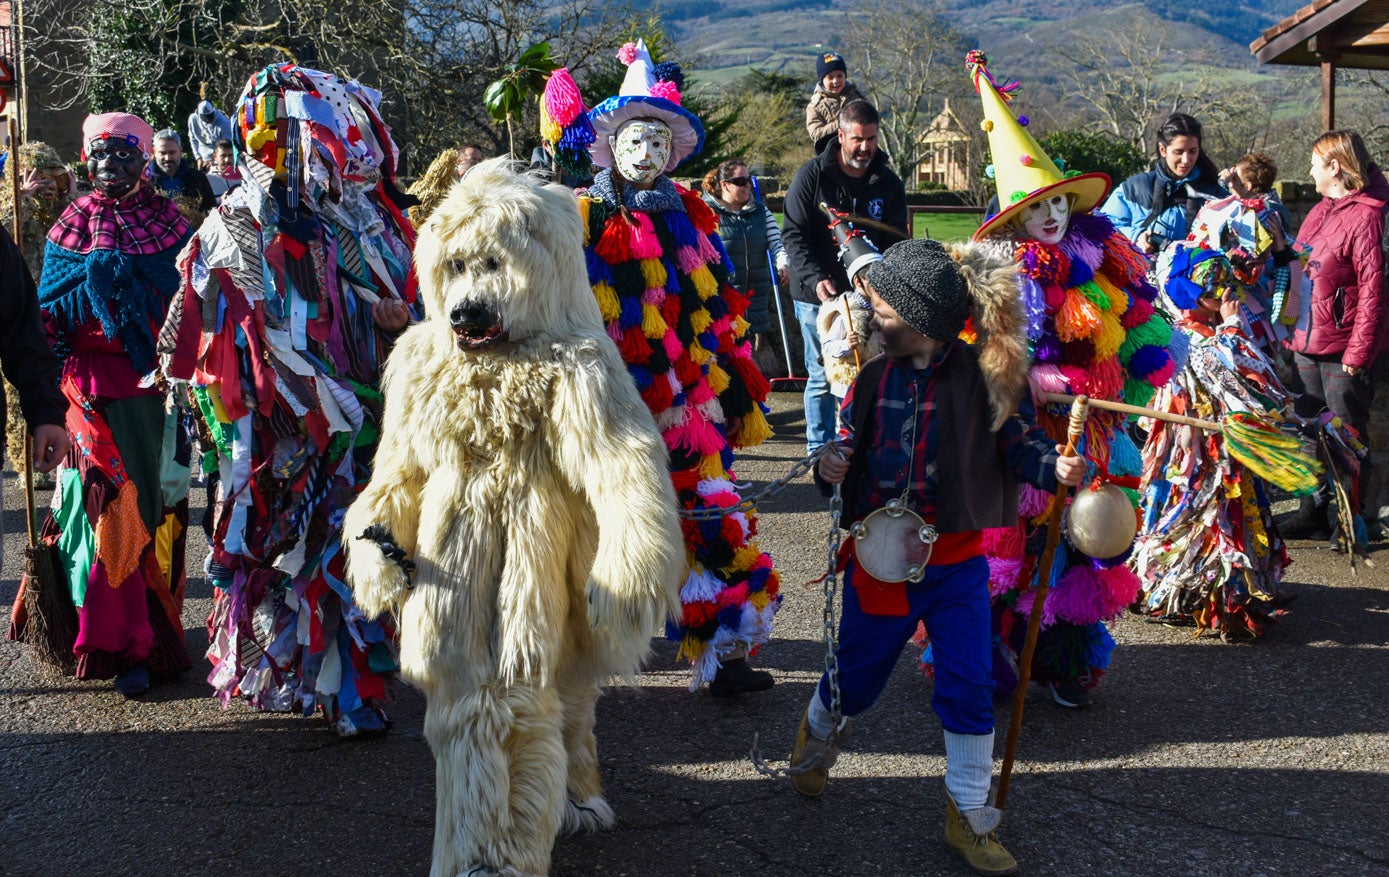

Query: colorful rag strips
left=164, top=64, right=415, bottom=735
left=1131, top=323, right=1300, bottom=638
left=580, top=174, right=779, bottom=689
left=970, top=211, right=1174, bottom=690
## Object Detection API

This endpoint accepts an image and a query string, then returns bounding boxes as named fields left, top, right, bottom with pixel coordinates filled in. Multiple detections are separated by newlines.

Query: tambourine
left=849, top=498, right=939, bottom=584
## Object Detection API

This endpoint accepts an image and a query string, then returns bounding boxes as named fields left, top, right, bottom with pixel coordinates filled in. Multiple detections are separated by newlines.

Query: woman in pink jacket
left=1285, top=130, right=1389, bottom=538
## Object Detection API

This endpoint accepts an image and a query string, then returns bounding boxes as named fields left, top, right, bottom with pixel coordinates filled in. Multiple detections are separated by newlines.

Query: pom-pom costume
left=578, top=43, right=780, bottom=690
left=162, top=64, right=416, bottom=734
left=25, top=112, right=194, bottom=685
left=965, top=53, right=1177, bottom=702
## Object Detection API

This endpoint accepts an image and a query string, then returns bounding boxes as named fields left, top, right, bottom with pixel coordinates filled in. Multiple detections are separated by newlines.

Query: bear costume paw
left=560, top=795, right=616, bottom=835
left=345, top=527, right=412, bottom=618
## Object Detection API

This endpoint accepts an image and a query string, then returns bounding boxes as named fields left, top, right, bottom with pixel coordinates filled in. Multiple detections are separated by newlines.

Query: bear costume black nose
left=450, top=301, right=497, bottom=330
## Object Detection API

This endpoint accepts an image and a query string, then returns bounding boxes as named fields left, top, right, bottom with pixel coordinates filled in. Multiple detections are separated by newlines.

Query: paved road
left=3, top=394, right=1387, bottom=876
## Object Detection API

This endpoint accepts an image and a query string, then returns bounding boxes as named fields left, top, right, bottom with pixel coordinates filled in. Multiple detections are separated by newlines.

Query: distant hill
left=671, top=0, right=1307, bottom=88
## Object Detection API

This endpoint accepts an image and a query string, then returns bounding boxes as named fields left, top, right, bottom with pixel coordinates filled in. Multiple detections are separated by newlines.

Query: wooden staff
left=996, top=395, right=1089, bottom=809
left=841, top=295, right=861, bottom=370
left=1043, top=391, right=1222, bottom=432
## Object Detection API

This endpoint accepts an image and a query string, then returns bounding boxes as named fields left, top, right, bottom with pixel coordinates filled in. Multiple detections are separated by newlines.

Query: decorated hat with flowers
left=969, top=51, right=1111, bottom=242
left=588, top=40, right=705, bottom=172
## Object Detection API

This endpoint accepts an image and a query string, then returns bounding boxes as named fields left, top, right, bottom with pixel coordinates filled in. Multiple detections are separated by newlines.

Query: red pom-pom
left=617, top=326, right=652, bottom=363
left=596, top=216, right=634, bottom=264
left=640, top=374, right=675, bottom=412
left=680, top=187, right=720, bottom=235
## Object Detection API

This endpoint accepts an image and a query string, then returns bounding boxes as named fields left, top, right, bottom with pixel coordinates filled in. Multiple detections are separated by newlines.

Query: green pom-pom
left=1119, top=314, right=1171, bottom=360
left=1009, top=190, right=1029, bottom=204
left=1064, top=169, right=1081, bottom=178
left=1123, top=377, right=1156, bottom=409
left=1078, top=279, right=1110, bottom=310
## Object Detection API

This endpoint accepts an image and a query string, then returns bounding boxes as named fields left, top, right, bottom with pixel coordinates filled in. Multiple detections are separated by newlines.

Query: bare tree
left=20, top=0, right=629, bottom=173
left=843, top=0, right=972, bottom=187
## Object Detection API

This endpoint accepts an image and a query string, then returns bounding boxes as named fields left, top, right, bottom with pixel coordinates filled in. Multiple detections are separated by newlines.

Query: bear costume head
left=414, top=158, right=604, bottom=353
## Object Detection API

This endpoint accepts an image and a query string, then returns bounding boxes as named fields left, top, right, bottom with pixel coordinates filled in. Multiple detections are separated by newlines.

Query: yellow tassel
left=539, top=112, right=562, bottom=144
left=732, top=315, right=750, bottom=338
left=578, top=199, right=592, bottom=244
left=640, top=258, right=667, bottom=289
left=1093, top=310, right=1125, bottom=360
left=707, top=362, right=731, bottom=394
left=593, top=282, right=620, bottom=322
left=1096, top=274, right=1128, bottom=316
left=731, top=545, right=761, bottom=571
left=691, top=265, right=718, bottom=299
left=738, top=405, right=772, bottom=446
left=698, top=453, right=727, bottom=481
left=749, top=590, right=770, bottom=611
left=677, top=634, right=705, bottom=664
left=689, top=307, right=713, bottom=337
left=688, top=342, right=713, bottom=366
left=642, top=303, right=668, bottom=340
left=1056, top=287, right=1102, bottom=341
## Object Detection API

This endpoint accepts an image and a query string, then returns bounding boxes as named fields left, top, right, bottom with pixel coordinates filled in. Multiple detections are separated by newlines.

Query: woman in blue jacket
left=1101, top=113, right=1228, bottom=254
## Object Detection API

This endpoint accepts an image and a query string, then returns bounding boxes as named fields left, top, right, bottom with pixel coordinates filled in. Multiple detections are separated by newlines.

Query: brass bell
left=1066, top=482, right=1138, bottom=559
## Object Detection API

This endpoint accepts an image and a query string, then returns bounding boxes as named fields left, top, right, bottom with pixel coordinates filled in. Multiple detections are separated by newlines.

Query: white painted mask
left=610, top=118, right=672, bottom=184
left=1019, top=193, right=1071, bottom=245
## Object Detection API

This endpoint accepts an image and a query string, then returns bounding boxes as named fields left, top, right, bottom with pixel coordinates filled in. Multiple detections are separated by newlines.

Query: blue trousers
left=815, top=555, right=995, bottom=736
left=794, top=299, right=837, bottom=453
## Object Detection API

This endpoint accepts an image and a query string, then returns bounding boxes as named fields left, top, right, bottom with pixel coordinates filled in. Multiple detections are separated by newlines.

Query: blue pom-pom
left=716, top=604, right=743, bottom=631
left=629, top=365, right=653, bottom=390
left=1017, top=114, right=1029, bottom=127
left=1067, top=257, right=1094, bottom=288
left=618, top=294, right=643, bottom=329
left=1034, top=330, right=1062, bottom=364
left=651, top=62, right=685, bottom=91
left=1084, top=622, right=1116, bottom=670
left=1109, top=429, right=1144, bottom=477
left=666, top=211, right=700, bottom=249
left=1126, top=344, right=1169, bottom=380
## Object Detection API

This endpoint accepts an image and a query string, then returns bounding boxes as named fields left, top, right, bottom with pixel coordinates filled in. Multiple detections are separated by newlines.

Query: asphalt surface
left=3, top=392, right=1387, bottom=877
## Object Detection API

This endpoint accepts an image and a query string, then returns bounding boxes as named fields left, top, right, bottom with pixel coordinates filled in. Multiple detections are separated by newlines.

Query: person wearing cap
left=782, top=99, right=908, bottom=454
left=186, top=99, right=233, bottom=168
left=805, top=51, right=866, bottom=153
left=148, top=129, right=217, bottom=215
left=793, top=237, right=1085, bottom=876
left=19, top=112, right=194, bottom=696
left=579, top=41, right=781, bottom=696
left=965, top=51, right=1177, bottom=711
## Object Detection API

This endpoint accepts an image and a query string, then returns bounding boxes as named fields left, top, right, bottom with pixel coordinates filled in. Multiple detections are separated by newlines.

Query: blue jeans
left=794, top=299, right=837, bottom=453
left=816, top=555, right=996, bottom=736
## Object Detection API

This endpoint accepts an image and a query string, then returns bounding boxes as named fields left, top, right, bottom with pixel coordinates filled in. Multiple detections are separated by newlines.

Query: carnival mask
left=87, top=136, right=144, bottom=199
left=1019, top=193, right=1071, bottom=245
left=609, top=118, right=671, bottom=185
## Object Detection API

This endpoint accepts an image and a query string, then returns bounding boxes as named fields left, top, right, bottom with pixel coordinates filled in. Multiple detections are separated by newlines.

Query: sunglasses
left=724, top=176, right=752, bottom=187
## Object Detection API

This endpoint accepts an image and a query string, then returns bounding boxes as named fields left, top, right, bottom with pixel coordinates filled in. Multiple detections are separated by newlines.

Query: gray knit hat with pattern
left=865, top=238, right=970, bottom=341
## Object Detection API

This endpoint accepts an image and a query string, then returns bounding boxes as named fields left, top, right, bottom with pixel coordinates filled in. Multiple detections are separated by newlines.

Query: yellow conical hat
left=968, top=51, right=1110, bottom=242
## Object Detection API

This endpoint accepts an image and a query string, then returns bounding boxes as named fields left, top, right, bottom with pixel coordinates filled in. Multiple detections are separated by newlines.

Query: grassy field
left=771, top=211, right=982, bottom=243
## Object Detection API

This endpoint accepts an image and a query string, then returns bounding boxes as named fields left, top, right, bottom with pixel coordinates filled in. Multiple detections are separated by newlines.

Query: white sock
left=943, top=730, right=995, bottom=812
left=806, top=690, right=836, bottom=739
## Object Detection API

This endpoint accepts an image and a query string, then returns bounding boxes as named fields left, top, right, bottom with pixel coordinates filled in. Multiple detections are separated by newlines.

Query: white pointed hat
left=588, top=40, right=705, bottom=172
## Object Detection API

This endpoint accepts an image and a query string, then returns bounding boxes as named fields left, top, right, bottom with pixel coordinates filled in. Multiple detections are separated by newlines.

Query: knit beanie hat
left=865, top=238, right=971, bottom=341
left=817, top=52, right=847, bottom=81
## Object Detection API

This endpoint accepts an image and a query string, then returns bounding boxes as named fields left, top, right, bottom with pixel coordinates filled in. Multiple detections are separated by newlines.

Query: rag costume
left=966, top=53, right=1178, bottom=702
left=796, top=238, right=1054, bottom=876
left=27, top=112, right=194, bottom=682
left=1132, top=248, right=1296, bottom=637
left=163, top=64, right=416, bottom=735
left=576, top=43, right=779, bottom=689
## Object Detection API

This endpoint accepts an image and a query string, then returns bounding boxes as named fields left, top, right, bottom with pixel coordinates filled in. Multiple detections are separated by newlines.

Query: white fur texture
left=342, top=159, right=683, bottom=877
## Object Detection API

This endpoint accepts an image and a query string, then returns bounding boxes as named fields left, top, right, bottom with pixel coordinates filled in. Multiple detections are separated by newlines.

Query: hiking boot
left=113, top=664, right=151, bottom=697
left=1279, top=496, right=1331, bottom=541
left=1050, top=677, right=1090, bottom=709
left=709, top=658, right=774, bottom=697
left=945, top=794, right=1019, bottom=876
left=788, top=706, right=846, bottom=798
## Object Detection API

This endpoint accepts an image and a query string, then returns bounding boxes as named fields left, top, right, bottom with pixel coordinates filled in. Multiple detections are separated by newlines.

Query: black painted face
left=87, top=136, right=145, bottom=199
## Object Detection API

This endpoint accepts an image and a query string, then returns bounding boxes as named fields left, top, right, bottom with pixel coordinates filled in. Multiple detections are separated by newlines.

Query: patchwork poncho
left=163, top=63, right=415, bottom=735
left=580, top=170, right=779, bottom=688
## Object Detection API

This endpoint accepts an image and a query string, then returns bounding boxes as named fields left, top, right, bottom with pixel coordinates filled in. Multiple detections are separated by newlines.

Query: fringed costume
left=579, top=170, right=779, bottom=688
left=1132, top=310, right=1294, bottom=637
left=163, top=64, right=416, bottom=735
left=29, top=183, right=194, bottom=681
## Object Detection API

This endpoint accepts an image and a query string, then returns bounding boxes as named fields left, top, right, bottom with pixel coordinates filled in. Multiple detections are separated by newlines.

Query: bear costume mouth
left=453, top=322, right=509, bottom=351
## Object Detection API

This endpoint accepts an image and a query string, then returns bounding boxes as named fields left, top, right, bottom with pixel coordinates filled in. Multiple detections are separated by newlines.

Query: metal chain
left=677, top=445, right=829, bottom=520
left=749, top=475, right=847, bottom=779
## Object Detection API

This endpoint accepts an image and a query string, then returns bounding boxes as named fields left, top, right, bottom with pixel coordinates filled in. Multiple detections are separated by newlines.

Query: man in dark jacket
left=0, top=223, right=69, bottom=488
left=781, top=100, right=907, bottom=452
left=148, top=130, right=217, bottom=213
